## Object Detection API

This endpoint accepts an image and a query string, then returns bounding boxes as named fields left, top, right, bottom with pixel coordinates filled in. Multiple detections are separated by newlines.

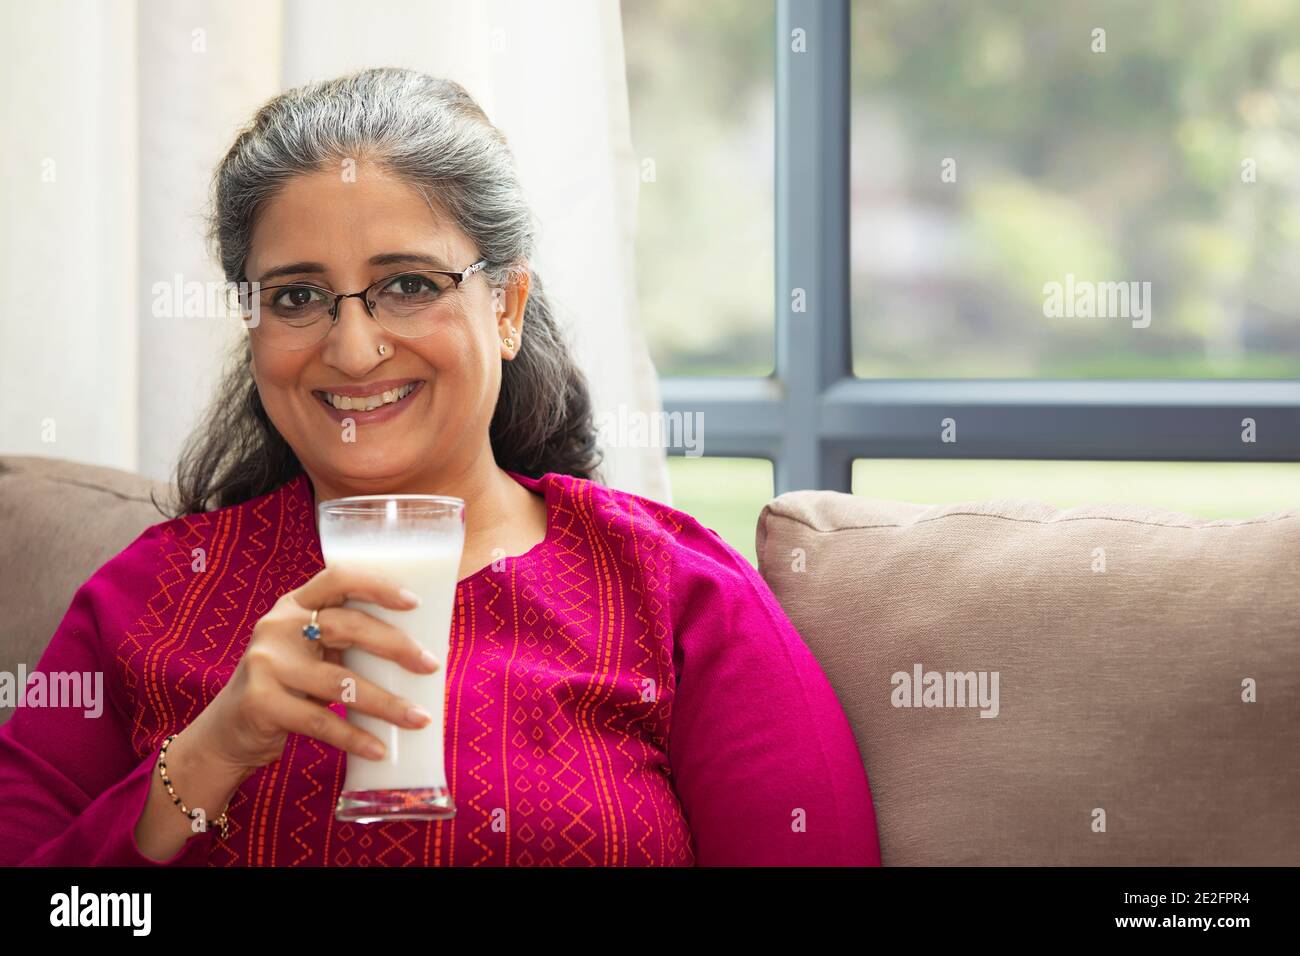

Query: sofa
left=3, top=454, right=1297, bottom=865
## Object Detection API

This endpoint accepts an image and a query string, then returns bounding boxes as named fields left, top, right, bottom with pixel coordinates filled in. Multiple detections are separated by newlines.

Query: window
left=631, top=0, right=1300, bottom=560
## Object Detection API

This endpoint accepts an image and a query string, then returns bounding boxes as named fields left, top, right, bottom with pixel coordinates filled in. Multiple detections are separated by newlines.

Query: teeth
left=322, top=382, right=416, bottom=411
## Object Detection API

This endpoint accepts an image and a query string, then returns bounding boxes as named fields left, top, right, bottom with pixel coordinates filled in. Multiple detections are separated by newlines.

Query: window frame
left=658, top=0, right=1300, bottom=494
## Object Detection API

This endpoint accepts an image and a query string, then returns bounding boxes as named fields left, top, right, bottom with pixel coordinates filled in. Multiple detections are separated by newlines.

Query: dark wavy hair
left=163, top=67, right=602, bottom=517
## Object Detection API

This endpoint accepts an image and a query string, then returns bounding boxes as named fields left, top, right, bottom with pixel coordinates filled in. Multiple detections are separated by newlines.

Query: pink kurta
left=0, top=470, right=880, bottom=866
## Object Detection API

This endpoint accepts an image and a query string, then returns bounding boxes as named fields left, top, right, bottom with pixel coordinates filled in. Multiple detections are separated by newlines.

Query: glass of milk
left=317, top=494, right=464, bottom=823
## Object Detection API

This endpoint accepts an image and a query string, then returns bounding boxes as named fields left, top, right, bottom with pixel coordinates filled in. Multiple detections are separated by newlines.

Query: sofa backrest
left=757, top=492, right=1300, bottom=865
left=0, top=456, right=168, bottom=725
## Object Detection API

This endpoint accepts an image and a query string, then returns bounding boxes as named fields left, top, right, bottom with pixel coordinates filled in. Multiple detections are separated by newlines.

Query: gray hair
left=168, top=67, right=602, bottom=516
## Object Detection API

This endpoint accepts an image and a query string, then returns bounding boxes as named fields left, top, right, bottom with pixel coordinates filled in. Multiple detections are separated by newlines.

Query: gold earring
left=503, top=336, right=514, bottom=349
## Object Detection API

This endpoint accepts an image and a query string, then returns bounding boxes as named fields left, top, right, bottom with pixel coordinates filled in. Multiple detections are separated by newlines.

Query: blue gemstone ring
left=302, top=607, right=323, bottom=641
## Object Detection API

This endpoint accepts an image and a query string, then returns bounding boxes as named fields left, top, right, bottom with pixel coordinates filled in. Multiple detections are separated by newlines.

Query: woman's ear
left=497, top=268, right=531, bottom=360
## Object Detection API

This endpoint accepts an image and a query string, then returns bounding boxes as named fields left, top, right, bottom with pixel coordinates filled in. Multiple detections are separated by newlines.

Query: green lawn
left=665, top=458, right=773, bottom=566
left=667, top=457, right=1300, bottom=568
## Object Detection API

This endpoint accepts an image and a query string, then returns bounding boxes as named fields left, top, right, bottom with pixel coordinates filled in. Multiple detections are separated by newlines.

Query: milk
left=318, top=525, right=462, bottom=816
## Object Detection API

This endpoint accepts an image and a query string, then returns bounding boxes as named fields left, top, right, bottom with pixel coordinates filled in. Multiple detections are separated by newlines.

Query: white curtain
left=0, top=0, right=670, bottom=502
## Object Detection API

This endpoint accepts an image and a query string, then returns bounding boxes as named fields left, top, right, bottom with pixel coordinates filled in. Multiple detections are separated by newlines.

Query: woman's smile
left=310, top=378, right=427, bottom=425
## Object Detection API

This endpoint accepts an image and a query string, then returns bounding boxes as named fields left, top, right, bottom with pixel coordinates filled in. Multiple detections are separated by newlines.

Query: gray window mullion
left=775, top=0, right=851, bottom=493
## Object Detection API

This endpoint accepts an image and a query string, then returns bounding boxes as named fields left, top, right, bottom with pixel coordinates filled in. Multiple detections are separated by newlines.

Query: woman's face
left=243, top=161, right=526, bottom=497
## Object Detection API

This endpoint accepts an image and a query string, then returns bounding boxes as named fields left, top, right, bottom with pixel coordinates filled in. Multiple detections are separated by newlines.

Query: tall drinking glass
left=317, top=495, right=464, bottom=823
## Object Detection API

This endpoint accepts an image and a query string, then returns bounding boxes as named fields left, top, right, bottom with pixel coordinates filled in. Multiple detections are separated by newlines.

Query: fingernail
left=419, top=650, right=439, bottom=672
left=405, top=705, right=432, bottom=727
left=398, top=588, right=421, bottom=607
left=364, top=740, right=385, bottom=759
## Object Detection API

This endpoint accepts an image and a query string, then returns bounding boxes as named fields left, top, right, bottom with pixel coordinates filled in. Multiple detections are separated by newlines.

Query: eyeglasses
left=237, top=259, right=488, bottom=350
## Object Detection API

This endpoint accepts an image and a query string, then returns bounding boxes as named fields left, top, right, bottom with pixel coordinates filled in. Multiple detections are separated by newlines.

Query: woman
left=0, top=68, right=880, bottom=866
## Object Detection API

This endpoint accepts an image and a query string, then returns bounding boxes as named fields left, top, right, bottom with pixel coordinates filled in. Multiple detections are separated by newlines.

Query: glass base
left=335, top=786, right=456, bottom=823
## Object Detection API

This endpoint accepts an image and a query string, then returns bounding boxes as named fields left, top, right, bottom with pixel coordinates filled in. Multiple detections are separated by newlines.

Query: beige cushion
left=757, top=493, right=1300, bottom=865
left=0, top=456, right=169, bottom=726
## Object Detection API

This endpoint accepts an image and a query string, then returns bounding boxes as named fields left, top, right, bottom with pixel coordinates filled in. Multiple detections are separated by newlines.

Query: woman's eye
left=272, top=286, right=326, bottom=310
left=383, top=273, right=441, bottom=297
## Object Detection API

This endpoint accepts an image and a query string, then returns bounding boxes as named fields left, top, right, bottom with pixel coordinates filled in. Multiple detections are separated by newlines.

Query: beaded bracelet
left=158, top=733, right=230, bottom=840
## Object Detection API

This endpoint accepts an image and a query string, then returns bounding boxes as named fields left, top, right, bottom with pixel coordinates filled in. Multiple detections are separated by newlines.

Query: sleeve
left=0, top=563, right=217, bottom=866
left=666, top=519, right=882, bottom=866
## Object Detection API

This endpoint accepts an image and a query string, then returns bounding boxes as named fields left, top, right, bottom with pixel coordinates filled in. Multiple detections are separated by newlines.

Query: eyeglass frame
left=239, top=258, right=490, bottom=350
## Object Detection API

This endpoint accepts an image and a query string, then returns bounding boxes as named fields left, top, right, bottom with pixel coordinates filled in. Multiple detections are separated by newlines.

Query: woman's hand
left=182, top=566, right=440, bottom=780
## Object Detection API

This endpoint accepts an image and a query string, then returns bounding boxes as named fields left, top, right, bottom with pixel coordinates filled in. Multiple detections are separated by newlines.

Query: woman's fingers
left=250, top=564, right=439, bottom=758
left=276, top=654, right=433, bottom=730
left=274, top=692, right=390, bottom=759
left=292, top=565, right=420, bottom=614
left=309, top=606, right=438, bottom=674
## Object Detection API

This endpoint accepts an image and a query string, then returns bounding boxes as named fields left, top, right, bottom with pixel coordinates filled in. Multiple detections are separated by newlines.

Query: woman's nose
left=318, top=296, right=389, bottom=377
